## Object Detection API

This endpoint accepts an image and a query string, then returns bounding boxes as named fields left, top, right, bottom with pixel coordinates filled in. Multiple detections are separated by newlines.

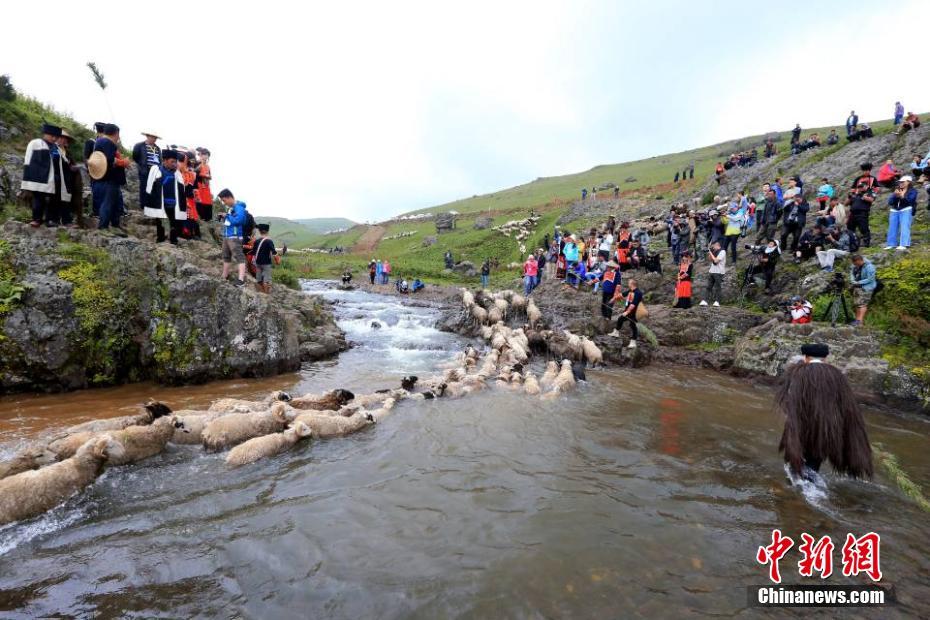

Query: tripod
left=821, top=287, right=851, bottom=327
left=736, top=251, right=762, bottom=307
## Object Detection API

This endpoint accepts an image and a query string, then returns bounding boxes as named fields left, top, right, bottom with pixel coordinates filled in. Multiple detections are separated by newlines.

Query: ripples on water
left=0, top=281, right=928, bottom=618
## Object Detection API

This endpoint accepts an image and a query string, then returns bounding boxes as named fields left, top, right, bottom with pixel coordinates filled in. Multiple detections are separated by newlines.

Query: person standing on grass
left=885, top=176, right=917, bottom=250
left=608, top=278, right=643, bottom=348
left=846, top=110, right=858, bottom=136
left=217, top=188, right=247, bottom=286
left=481, top=258, right=490, bottom=288
left=523, top=253, right=538, bottom=295
left=894, top=101, right=905, bottom=125
left=382, top=259, right=391, bottom=284
left=700, top=241, right=726, bottom=307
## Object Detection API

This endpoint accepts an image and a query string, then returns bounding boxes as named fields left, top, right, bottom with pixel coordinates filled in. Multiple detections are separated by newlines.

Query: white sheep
left=491, top=331, right=507, bottom=351
left=0, top=435, right=125, bottom=527
left=208, top=391, right=290, bottom=414
left=66, top=401, right=172, bottom=434
left=488, top=306, right=503, bottom=324
left=461, top=289, right=475, bottom=309
left=523, top=372, right=541, bottom=395
left=478, top=324, right=493, bottom=340
left=506, top=337, right=529, bottom=363
left=541, top=360, right=576, bottom=400
left=225, top=422, right=313, bottom=467
left=170, top=410, right=231, bottom=445
left=539, top=360, right=559, bottom=390
left=493, top=298, right=509, bottom=317
left=0, top=444, right=56, bottom=481
left=202, top=403, right=291, bottom=451
left=510, top=294, right=527, bottom=313
left=511, top=328, right=530, bottom=351
left=105, top=415, right=188, bottom=466
left=526, top=300, right=542, bottom=327
left=563, top=330, right=584, bottom=360
left=471, top=305, right=489, bottom=325
left=581, top=337, right=604, bottom=367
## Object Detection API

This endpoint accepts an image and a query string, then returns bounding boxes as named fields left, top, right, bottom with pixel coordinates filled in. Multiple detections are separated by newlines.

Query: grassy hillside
left=406, top=117, right=909, bottom=217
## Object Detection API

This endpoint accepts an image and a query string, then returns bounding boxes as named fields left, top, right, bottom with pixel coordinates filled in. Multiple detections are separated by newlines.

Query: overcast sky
left=2, top=1, right=926, bottom=222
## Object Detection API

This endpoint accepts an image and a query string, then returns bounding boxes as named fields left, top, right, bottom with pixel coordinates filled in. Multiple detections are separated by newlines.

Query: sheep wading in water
left=201, top=403, right=292, bottom=451
left=0, top=435, right=125, bottom=527
left=289, top=389, right=355, bottom=411
left=225, top=422, right=313, bottom=467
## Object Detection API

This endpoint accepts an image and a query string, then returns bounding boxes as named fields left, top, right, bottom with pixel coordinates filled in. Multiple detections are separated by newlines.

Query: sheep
left=580, top=337, right=604, bottom=367
left=478, top=325, right=493, bottom=340
left=477, top=351, right=500, bottom=378
left=201, top=403, right=291, bottom=451
left=563, top=330, right=584, bottom=360
left=493, top=298, right=509, bottom=318
left=66, top=401, right=172, bottom=435
left=541, top=360, right=577, bottom=400
left=506, top=337, right=529, bottom=363
left=170, top=410, right=231, bottom=445
left=491, top=331, right=507, bottom=351
left=289, top=389, right=355, bottom=411
left=511, top=328, right=530, bottom=351
left=106, top=415, right=189, bottom=466
left=523, top=372, right=541, bottom=395
left=488, top=306, right=503, bottom=324
left=0, top=444, right=57, bottom=481
left=539, top=361, right=559, bottom=390
left=294, top=410, right=375, bottom=436
left=510, top=294, right=527, bottom=313
left=208, top=391, right=291, bottom=414
left=526, top=300, right=542, bottom=327
left=471, top=305, right=489, bottom=325
left=461, top=289, right=475, bottom=309
left=0, top=435, right=125, bottom=527
left=443, top=367, right=466, bottom=383
left=225, top=422, right=313, bottom=467
left=508, top=372, right=524, bottom=390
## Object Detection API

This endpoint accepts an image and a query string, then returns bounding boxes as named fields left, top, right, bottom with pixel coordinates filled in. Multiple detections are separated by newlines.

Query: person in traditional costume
left=21, top=123, right=71, bottom=228
left=194, top=147, right=214, bottom=222
left=57, top=130, right=83, bottom=228
left=83, top=122, right=106, bottom=216
left=178, top=151, right=200, bottom=239
left=132, top=131, right=162, bottom=208
left=775, top=343, right=873, bottom=481
left=143, top=149, right=188, bottom=245
left=673, top=252, right=693, bottom=308
left=91, top=123, right=130, bottom=229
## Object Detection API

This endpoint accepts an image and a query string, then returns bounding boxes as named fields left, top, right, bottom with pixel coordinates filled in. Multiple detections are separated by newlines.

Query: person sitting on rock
left=794, top=225, right=825, bottom=263
left=877, top=159, right=902, bottom=189
left=895, top=112, right=920, bottom=135
left=826, top=129, right=839, bottom=145
left=815, top=226, right=856, bottom=272
left=341, top=269, right=353, bottom=285
left=412, top=278, right=425, bottom=293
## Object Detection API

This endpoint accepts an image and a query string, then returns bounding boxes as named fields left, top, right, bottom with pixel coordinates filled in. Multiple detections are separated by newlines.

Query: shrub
left=0, top=75, right=14, bottom=102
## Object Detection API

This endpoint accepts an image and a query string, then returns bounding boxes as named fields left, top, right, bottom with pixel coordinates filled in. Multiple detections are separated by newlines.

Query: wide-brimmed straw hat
left=87, top=151, right=108, bottom=180
left=141, top=130, right=162, bottom=139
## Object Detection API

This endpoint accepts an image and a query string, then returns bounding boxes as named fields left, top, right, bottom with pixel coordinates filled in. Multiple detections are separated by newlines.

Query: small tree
left=0, top=75, right=15, bottom=102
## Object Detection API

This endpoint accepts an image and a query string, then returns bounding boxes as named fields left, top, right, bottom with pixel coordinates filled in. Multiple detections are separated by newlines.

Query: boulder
left=422, top=235, right=437, bottom=247
left=435, top=212, right=456, bottom=233
left=451, top=261, right=477, bottom=278
left=473, top=216, right=493, bottom=230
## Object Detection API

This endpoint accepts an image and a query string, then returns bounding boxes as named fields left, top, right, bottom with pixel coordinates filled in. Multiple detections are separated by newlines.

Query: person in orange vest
left=178, top=151, right=199, bottom=238
left=194, top=147, right=214, bottom=221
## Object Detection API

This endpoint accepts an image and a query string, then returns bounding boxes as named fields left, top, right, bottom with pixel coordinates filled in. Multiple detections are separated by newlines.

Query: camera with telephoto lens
left=827, top=271, right=846, bottom=292
left=744, top=243, right=765, bottom=254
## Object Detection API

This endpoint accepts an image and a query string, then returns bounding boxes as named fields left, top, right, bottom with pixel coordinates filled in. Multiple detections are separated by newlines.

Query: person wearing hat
left=194, top=148, right=214, bottom=222
left=248, top=223, right=277, bottom=293
left=21, top=123, right=73, bottom=228
left=143, top=149, right=189, bottom=245
left=92, top=123, right=130, bottom=230
left=775, top=343, right=872, bottom=482
left=83, top=122, right=107, bottom=217
left=133, top=132, right=162, bottom=208
left=886, top=175, right=917, bottom=250
left=56, top=130, right=84, bottom=228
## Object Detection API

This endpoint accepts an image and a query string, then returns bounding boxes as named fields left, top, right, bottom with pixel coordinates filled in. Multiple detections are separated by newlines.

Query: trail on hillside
left=353, top=225, right=386, bottom=254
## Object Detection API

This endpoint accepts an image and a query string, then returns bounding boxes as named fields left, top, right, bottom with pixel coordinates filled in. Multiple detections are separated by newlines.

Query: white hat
left=900, top=175, right=913, bottom=183
left=142, top=130, right=162, bottom=139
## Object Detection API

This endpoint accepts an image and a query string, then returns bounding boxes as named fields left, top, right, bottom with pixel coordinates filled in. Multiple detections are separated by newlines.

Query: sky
left=2, top=1, right=927, bottom=222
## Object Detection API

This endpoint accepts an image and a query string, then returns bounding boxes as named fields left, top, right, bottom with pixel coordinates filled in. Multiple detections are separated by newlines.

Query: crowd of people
left=21, top=122, right=282, bottom=292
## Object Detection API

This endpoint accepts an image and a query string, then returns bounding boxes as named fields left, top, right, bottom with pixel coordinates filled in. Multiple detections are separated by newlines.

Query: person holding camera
left=885, top=175, right=917, bottom=250
left=780, top=194, right=810, bottom=254
left=846, top=180, right=875, bottom=248
left=700, top=241, right=726, bottom=307
left=815, top=226, right=857, bottom=272
left=848, top=254, right=877, bottom=326
left=788, top=296, right=813, bottom=324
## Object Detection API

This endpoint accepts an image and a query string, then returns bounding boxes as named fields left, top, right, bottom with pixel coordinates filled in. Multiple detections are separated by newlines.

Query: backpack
left=846, top=230, right=860, bottom=252
left=243, top=211, right=256, bottom=239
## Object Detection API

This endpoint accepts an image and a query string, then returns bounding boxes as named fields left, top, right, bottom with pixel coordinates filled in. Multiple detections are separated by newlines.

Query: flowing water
left=0, top=282, right=928, bottom=618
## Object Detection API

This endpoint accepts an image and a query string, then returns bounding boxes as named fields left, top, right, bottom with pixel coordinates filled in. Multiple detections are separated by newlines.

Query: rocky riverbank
left=0, top=219, right=346, bottom=393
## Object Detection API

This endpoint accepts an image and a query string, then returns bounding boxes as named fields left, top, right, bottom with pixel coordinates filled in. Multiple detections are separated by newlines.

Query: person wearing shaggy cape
left=775, top=343, right=872, bottom=481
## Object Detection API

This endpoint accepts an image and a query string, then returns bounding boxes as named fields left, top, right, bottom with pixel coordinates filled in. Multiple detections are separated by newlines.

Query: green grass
left=0, top=93, right=94, bottom=160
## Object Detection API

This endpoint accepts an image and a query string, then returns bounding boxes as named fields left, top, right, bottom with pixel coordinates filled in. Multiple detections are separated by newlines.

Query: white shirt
left=709, top=249, right=727, bottom=274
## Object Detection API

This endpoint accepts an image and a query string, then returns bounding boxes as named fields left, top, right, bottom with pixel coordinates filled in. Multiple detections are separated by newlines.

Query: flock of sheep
left=0, top=287, right=602, bottom=529
left=492, top=215, right=541, bottom=257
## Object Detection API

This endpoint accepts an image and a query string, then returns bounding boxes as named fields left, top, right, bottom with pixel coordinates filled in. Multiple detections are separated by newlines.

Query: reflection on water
left=0, top=281, right=928, bottom=618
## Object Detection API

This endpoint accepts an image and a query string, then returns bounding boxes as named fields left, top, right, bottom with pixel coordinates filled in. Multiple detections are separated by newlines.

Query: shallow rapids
left=0, top=281, right=928, bottom=618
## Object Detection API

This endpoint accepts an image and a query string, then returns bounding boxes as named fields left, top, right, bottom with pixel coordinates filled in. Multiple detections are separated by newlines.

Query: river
left=0, top=281, right=928, bottom=618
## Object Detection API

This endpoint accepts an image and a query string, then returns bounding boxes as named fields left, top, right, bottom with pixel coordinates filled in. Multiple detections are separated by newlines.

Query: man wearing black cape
left=776, top=343, right=873, bottom=480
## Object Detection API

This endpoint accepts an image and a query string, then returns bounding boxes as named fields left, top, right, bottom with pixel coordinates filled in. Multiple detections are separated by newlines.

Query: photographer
left=788, top=296, right=813, bottom=324
left=744, top=239, right=780, bottom=293
left=794, top=224, right=825, bottom=263
left=846, top=181, right=875, bottom=248
left=699, top=241, right=726, bottom=307
left=722, top=202, right=745, bottom=263
left=815, top=225, right=857, bottom=272
left=780, top=194, right=810, bottom=253
left=885, top=175, right=916, bottom=250
left=848, top=254, right=877, bottom=326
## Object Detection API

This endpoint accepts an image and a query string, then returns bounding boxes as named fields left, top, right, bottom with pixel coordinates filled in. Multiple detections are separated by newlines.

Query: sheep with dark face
left=0, top=435, right=125, bottom=527
left=225, top=422, right=313, bottom=467
left=170, top=410, right=230, bottom=445
left=202, top=403, right=292, bottom=451
left=293, top=410, right=376, bottom=437
left=289, top=389, right=355, bottom=411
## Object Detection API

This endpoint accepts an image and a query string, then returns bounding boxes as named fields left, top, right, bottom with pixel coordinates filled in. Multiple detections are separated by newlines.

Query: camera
left=827, top=272, right=845, bottom=292
left=744, top=243, right=765, bottom=254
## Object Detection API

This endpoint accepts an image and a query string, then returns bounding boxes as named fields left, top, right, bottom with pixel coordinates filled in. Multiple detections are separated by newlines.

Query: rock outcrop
left=0, top=220, right=345, bottom=393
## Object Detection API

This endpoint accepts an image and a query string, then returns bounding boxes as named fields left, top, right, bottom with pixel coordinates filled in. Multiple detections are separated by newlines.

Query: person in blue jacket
left=849, top=254, right=876, bottom=326
left=218, top=188, right=248, bottom=286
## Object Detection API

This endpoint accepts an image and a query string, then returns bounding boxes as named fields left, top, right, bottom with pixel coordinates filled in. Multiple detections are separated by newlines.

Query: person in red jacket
left=877, top=159, right=901, bottom=189
left=523, top=253, right=538, bottom=295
